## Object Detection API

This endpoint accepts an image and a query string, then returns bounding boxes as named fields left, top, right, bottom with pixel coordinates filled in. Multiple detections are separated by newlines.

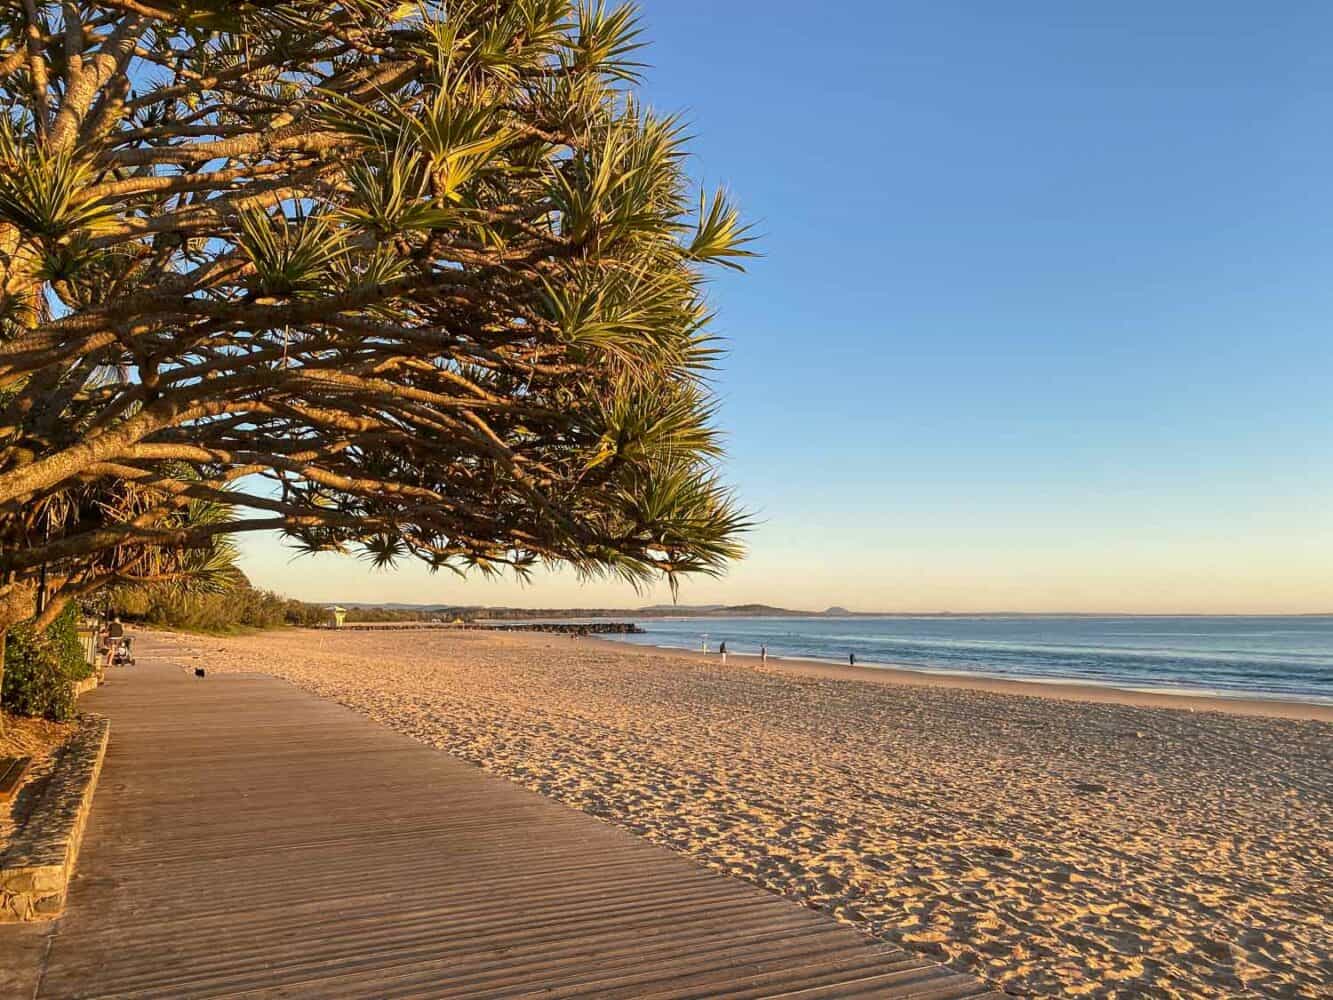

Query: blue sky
left=241, top=1, right=1333, bottom=612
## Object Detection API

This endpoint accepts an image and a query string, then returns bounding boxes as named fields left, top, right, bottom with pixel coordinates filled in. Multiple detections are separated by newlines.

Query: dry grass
left=0, top=711, right=69, bottom=762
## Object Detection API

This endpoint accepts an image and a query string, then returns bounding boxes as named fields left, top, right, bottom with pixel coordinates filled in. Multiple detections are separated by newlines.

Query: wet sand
left=604, top=640, right=1333, bottom=723
left=142, top=627, right=1332, bottom=998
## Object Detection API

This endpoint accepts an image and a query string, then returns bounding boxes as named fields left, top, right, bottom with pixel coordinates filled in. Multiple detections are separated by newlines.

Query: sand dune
left=141, top=628, right=1332, bottom=999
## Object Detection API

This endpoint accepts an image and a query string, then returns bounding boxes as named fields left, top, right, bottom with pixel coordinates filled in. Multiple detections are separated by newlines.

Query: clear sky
left=240, top=1, right=1333, bottom=613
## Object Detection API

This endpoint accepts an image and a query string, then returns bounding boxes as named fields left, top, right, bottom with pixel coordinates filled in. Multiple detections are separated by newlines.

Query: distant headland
left=325, top=603, right=845, bottom=623
left=322, top=604, right=1331, bottom=622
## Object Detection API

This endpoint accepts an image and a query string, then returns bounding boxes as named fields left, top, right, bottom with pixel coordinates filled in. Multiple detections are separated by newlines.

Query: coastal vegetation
left=2, top=603, right=92, bottom=721
left=0, top=0, right=751, bottom=714
left=108, top=581, right=324, bottom=633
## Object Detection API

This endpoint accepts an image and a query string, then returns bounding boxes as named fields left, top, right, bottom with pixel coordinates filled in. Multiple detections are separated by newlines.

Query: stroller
left=109, top=635, right=135, bottom=667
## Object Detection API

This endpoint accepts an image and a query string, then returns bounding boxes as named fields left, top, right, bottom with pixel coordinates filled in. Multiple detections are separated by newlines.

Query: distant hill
left=638, top=604, right=725, bottom=613
left=690, top=604, right=812, bottom=617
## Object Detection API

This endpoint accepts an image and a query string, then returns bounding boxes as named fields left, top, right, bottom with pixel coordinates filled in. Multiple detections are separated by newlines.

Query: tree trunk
left=0, top=581, right=37, bottom=634
left=31, top=592, right=72, bottom=632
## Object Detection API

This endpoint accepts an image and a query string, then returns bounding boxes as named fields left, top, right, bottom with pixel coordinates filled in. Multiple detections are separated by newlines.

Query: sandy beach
left=140, top=627, right=1331, bottom=998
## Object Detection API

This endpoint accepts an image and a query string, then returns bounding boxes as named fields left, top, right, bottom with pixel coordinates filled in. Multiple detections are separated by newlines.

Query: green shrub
left=285, top=599, right=327, bottom=627
left=46, top=603, right=93, bottom=681
left=342, top=606, right=430, bottom=623
left=2, top=620, right=77, bottom=721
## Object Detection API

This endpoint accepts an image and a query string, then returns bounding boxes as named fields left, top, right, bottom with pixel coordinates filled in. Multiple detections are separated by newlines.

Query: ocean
left=603, top=615, right=1333, bottom=705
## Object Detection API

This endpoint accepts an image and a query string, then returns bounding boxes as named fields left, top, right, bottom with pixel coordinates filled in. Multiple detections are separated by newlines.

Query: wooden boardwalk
left=1, top=654, right=1001, bottom=999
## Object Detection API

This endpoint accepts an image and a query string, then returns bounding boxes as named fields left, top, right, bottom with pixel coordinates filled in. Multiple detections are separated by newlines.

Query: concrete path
left=1, top=652, right=1001, bottom=999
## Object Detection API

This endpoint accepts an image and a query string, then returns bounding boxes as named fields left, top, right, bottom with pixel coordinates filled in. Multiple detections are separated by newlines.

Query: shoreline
left=591, top=636, right=1333, bottom=722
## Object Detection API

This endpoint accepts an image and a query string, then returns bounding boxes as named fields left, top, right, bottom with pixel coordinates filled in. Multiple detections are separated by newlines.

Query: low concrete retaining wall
left=0, top=715, right=110, bottom=921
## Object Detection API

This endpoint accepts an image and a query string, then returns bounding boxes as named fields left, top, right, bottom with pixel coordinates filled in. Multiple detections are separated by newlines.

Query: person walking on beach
left=849, top=652, right=856, bottom=666
left=719, top=641, right=727, bottom=665
left=760, top=644, right=767, bottom=663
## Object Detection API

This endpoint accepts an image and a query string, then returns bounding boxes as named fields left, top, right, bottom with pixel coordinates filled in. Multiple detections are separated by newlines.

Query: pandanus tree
left=0, top=0, right=753, bottom=656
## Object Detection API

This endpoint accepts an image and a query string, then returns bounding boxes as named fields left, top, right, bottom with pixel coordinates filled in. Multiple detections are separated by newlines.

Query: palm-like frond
left=359, top=533, right=408, bottom=569
left=611, top=458, right=749, bottom=576
left=236, top=209, right=348, bottom=298
left=0, top=123, right=115, bottom=240
left=586, top=383, right=722, bottom=470
left=540, top=262, right=706, bottom=376
left=338, top=145, right=453, bottom=235
left=566, top=1, right=646, bottom=82
left=330, top=246, right=410, bottom=313
left=547, top=112, right=681, bottom=248
left=0, top=289, right=38, bottom=340
left=314, top=84, right=512, bottom=204
left=688, top=189, right=757, bottom=270
left=414, top=84, right=515, bottom=201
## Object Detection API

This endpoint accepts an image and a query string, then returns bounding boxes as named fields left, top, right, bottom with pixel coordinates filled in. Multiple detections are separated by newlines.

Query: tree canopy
left=0, top=0, right=752, bottom=631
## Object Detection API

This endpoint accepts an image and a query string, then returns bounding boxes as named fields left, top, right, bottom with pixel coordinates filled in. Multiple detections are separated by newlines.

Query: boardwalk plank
left=1, top=654, right=997, bottom=999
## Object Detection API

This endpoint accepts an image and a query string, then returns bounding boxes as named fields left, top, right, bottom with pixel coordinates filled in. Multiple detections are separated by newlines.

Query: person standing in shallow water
left=719, top=641, right=727, bottom=665
left=760, top=644, right=767, bottom=663
left=849, top=652, right=856, bottom=666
